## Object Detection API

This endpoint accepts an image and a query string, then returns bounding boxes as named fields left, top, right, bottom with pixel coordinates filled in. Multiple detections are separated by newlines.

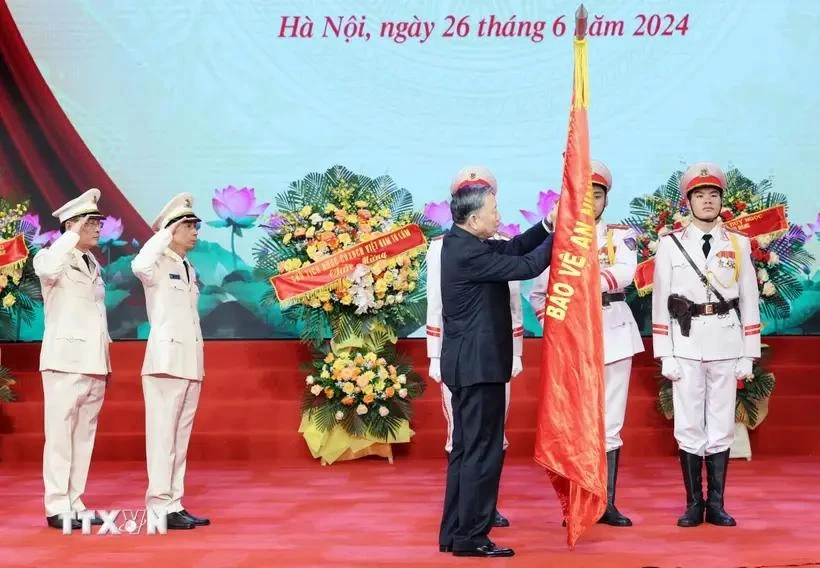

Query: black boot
left=677, top=450, right=705, bottom=527
left=705, top=450, right=736, bottom=526
left=492, top=450, right=510, bottom=527
left=598, top=449, right=632, bottom=526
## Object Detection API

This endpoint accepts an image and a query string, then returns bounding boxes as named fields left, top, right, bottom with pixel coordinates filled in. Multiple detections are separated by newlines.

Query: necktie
left=702, top=234, right=712, bottom=259
left=82, top=253, right=92, bottom=272
left=183, top=259, right=190, bottom=283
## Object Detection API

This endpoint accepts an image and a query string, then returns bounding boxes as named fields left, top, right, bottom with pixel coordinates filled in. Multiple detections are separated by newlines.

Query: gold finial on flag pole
left=575, top=4, right=588, bottom=39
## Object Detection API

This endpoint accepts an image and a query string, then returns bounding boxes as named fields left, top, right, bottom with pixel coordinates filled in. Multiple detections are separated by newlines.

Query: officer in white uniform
left=530, top=160, right=644, bottom=527
left=426, top=165, right=523, bottom=528
left=34, top=188, right=110, bottom=529
left=131, top=193, right=208, bottom=530
left=652, top=162, right=761, bottom=527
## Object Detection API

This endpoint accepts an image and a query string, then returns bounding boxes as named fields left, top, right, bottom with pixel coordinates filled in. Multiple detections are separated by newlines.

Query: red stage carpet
left=1, top=337, right=818, bottom=566
left=1, top=458, right=819, bottom=567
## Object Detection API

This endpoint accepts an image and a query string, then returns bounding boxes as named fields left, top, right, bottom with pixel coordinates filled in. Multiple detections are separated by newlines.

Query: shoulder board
left=431, top=235, right=444, bottom=241
left=723, top=227, right=747, bottom=237
left=606, top=224, right=629, bottom=230
left=661, top=227, right=686, bottom=237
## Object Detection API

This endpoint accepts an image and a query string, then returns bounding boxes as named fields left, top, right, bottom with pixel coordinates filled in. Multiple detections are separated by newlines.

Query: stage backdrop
left=2, top=0, right=819, bottom=340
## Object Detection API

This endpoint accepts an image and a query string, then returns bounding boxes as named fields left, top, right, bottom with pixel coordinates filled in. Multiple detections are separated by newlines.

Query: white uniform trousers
left=672, top=358, right=737, bottom=456
left=142, top=375, right=201, bottom=515
left=604, top=357, right=633, bottom=452
left=42, top=371, right=106, bottom=516
left=441, top=382, right=511, bottom=453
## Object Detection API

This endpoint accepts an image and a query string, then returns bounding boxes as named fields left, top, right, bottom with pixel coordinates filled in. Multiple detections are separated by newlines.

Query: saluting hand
left=69, top=215, right=91, bottom=234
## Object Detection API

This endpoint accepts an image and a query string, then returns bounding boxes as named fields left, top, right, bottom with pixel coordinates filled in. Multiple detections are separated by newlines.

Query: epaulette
left=431, top=234, right=444, bottom=241
left=661, top=226, right=686, bottom=236
left=723, top=227, right=748, bottom=237
left=606, top=223, right=629, bottom=230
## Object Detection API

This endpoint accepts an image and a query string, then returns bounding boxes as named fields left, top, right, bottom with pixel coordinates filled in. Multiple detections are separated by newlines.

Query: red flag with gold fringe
left=533, top=4, right=608, bottom=549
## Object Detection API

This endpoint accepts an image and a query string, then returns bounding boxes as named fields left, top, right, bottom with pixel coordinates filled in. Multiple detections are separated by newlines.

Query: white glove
left=511, top=356, right=523, bottom=378
left=428, top=357, right=442, bottom=383
left=661, top=357, right=682, bottom=381
left=734, top=358, right=754, bottom=380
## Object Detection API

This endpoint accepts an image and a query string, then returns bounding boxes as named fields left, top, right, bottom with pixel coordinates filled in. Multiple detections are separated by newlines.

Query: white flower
left=310, top=384, right=323, bottom=396
left=768, top=252, right=780, bottom=266
left=305, top=375, right=315, bottom=385
left=397, top=374, right=407, bottom=385
left=395, top=292, right=404, bottom=303
left=648, top=240, right=658, bottom=253
left=309, top=213, right=324, bottom=224
left=672, top=212, right=683, bottom=222
left=386, top=295, right=395, bottom=305
left=756, top=268, right=769, bottom=283
left=335, top=410, right=344, bottom=421
left=762, top=281, right=777, bottom=297
left=398, top=388, right=408, bottom=398
left=755, top=234, right=773, bottom=248
left=378, top=406, right=389, bottom=417
left=356, top=404, right=368, bottom=415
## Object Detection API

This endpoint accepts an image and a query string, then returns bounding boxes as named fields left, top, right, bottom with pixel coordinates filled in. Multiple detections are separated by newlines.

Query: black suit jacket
left=440, top=223, right=553, bottom=388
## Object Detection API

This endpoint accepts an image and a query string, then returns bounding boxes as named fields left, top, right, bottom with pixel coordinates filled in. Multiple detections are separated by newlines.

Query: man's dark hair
left=450, top=185, right=492, bottom=225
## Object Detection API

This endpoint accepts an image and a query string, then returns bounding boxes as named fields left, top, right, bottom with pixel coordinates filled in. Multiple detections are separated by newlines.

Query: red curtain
left=0, top=1, right=151, bottom=243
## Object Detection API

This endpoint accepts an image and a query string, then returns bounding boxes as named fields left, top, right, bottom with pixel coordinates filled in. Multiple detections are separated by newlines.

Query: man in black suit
left=438, top=166, right=554, bottom=558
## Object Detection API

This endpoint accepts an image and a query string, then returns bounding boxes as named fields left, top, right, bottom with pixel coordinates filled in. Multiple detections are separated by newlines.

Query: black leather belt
left=692, top=298, right=739, bottom=316
left=602, top=292, right=626, bottom=306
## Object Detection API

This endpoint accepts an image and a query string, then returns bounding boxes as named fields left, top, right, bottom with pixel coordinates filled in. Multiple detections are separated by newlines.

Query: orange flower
left=294, top=227, right=306, bottom=238
left=324, top=388, right=334, bottom=399
left=341, top=396, right=355, bottom=406
left=363, top=394, right=375, bottom=404
left=385, top=387, right=395, bottom=398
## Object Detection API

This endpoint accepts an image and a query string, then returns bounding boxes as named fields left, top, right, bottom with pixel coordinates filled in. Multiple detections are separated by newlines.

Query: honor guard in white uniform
left=34, top=189, right=110, bottom=529
left=131, top=193, right=208, bottom=530
left=426, top=165, right=523, bottom=529
left=530, top=160, right=644, bottom=527
left=652, top=162, right=761, bottom=527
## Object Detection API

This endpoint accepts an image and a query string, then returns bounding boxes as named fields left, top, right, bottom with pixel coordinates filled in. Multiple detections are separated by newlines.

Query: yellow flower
left=324, top=204, right=337, bottom=214
left=282, top=233, right=292, bottom=244
left=379, top=208, right=391, bottom=217
left=408, top=282, right=416, bottom=292
left=346, top=214, right=358, bottom=224
left=325, top=353, right=335, bottom=363
left=364, top=353, right=378, bottom=363
left=338, top=233, right=352, bottom=245
left=374, top=279, right=388, bottom=295
left=2, top=293, right=15, bottom=308
left=11, top=270, right=21, bottom=285
left=375, top=379, right=385, bottom=391
left=306, top=245, right=318, bottom=260
left=0, top=275, right=8, bottom=289
left=361, top=370, right=375, bottom=381
left=306, top=226, right=316, bottom=238
left=355, top=200, right=368, bottom=208
left=322, top=302, right=333, bottom=312
left=320, top=370, right=330, bottom=379
left=299, top=205, right=313, bottom=217
left=317, top=290, right=331, bottom=302
left=340, top=295, right=353, bottom=305
left=378, top=367, right=388, bottom=380
left=342, top=382, right=355, bottom=395
left=322, top=221, right=335, bottom=232
left=363, top=393, right=375, bottom=404
left=309, top=299, right=322, bottom=308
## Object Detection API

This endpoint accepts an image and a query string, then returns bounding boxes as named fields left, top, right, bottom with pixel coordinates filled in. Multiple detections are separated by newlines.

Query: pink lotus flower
left=19, top=213, right=59, bottom=247
left=210, top=186, right=269, bottom=230
left=423, top=201, right=452, bottom=228
left=520, top=190, right=560, bottom=225
left=98, top=216, right=125, bottom=246
left=497, top=223, right=521, bottom=238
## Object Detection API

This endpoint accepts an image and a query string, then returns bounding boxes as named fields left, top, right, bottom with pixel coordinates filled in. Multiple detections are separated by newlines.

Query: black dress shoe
left=180, top=509, right=210, bottom=526
left=439, top=545, right=453, bottom=553
left=492, top=509, right=510, bottom=528
left=47, top=514, right=80, bottom=530
left=80, top=511, right=104, bottom=526
left=453, top=543, right=515, bottom=558
left=166, top=511, right=195, bottom=530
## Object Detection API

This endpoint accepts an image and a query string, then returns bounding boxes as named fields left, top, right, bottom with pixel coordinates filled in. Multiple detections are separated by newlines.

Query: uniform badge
left=700, top=167, right=709, bottom=177
left=716, top=250, right=736, bottom=270
left=169, top=273, right=181, bottom=280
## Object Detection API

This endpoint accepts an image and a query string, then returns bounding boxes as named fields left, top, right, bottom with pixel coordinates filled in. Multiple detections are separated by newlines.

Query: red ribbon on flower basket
left=271, top=224, right=427, bottom=306
left=0, top=234, right=29, bottom=270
